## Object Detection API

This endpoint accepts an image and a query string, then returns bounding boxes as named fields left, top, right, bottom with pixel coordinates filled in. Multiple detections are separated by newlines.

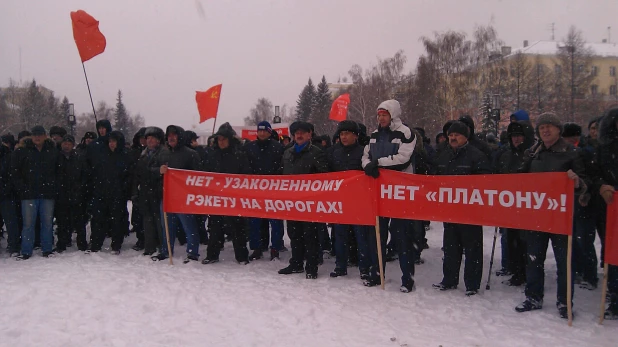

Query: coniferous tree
left=295, top=78, right=316, bottom=122
left=312, top=76, right=334, bottom=135
left=113, top=90, right=131, bottom=138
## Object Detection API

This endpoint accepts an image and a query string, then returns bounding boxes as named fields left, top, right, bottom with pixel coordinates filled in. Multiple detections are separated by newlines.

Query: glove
left=364, top=160, right=380, bottom=178
left=600, top=184, right=615, bottom=204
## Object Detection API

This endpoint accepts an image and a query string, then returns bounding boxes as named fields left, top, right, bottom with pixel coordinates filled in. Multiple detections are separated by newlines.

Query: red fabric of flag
left=329, top=94, right=350, bottom=122
left=71, top=10, right=106, bottom=63
left=196, top=84, right=222, bottom=123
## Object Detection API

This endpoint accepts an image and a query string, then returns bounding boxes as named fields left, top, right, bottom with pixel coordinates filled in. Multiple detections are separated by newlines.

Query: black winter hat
left=1, top=134, right=16, bottom=147
left=108, top=131, right=126, bottom=148
left=18, top=130, right=31, bottom=140
left=184, top=130, right=199, bottom=142
left=49, top=126, right=67, bottom=137
left=336, top=120, right=360, bottom=135
left=458, top=115, right=475, bottom=138
left=144, top=127, right=165, bottom=142
left=442, top=120, right=455, bottom=137
left=136, top=127, right=147, bottom=138
left=83, top=131, right=98, bottom=140
left=447, top=121, right=470, bottom=138
left=289, top=121, right=312, bottom=135
left=562, top=123, right=582, bottom=138
left=507, top=122, right=525, bottom=137
left=31, top=125, right=46, bottom=136
left=61, top=134, right=75, bottom=144
left=435, top=132, right=446, bottom=144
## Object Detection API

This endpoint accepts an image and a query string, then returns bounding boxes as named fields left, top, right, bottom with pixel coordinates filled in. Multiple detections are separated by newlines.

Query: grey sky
left=1, top=0, right=616, bottom=133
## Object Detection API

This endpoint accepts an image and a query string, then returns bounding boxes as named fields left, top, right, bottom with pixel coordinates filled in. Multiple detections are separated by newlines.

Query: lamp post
left=67, top=103, right=76, bottom=136
left=492, top=94, right=501, bottom=134
left=273, top=106, right=281, bottom=124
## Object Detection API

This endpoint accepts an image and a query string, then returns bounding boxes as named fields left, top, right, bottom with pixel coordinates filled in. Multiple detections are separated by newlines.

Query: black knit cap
left=336, top=120, right=360, bottom=135
left=562, top=122, right=582, bottom=138
left=61, top=134, right=75, bottom=144
left=447, top=121, right=470, bottom=138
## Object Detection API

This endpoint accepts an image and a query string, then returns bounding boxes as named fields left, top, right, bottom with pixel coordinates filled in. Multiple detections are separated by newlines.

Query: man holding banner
left=516, top=113, right=586, bottom=319
left=431, top=121, right=492, bottom=296
left=278, top=121, right=329, bottom=279
left=361, top=99, right=418, bottom=292
left=595, top=107, right=618, bottom=319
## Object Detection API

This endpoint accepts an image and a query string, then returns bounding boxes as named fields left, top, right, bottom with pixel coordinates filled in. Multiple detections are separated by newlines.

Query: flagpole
left=211, top=85, right=222, bottom=135
left=599, top=263, right=609, bottom=324
left=82, top=62, right=98, bottom=124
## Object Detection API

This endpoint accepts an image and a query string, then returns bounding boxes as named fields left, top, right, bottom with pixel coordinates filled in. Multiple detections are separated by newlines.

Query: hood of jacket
left=96, top=119, right=113, bottom=137
left=507, top=121, right=535, bottom=151
left=108, top=131, right=126, bottom=152
left=510, top=110, right=530, bottom=122
left=132, top=127, right=146, bottom=148
left=377, top=100, right=403, bottom=131
left=599, top=107, right=618, bottom=145
left=166, top=125, right=187, bottom=148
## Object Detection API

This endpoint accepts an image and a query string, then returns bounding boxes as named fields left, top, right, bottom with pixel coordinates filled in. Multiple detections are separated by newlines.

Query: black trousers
left=90, top=197, right=128, bottom=251
left=141, top=198, right=162, bottom=254
left=507, top=228, right=527, bottom=281
left=131, top=202, right=144, bottom=242
left=442, top=223, right=483, bottom=291
left=288, top=221, right=320, bottom=274
left=55, top=201, right=87, bottom=250
left=206, top=216, right=248, bottom=262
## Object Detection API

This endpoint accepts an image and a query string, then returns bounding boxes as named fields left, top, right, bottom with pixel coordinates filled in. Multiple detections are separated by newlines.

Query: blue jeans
left=334, top=224, right=372, bottom=274
left=160, top=203, right=199, bottom=257
left=21, top=199, right=54, bottom=256
left=1, top=200, right=21, bottom=253
left=249, top=218, right=283, bottom=250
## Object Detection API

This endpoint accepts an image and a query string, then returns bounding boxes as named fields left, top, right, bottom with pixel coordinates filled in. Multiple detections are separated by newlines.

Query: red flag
left=196, top=84, right=222, bottom=123
left=329, top=94, right=350, bottom=122
left=606, top=193, right=618, bottom=266
left=71, top=10, right=106, bottom=63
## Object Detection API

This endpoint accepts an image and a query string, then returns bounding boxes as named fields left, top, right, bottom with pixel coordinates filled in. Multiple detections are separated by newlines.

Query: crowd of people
left=1, top=99, right=617, bottom=321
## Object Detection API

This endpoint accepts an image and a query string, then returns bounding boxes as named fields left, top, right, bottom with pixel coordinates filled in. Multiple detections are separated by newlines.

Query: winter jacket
left=0, top=145, right=15, bottom=201
left=243, top=138, right=283, bottom=175
left=205, top=143, right=252, bottom=175
left=57, top=149, right=88, bottom=205
left=494, top=121, right=535, bottom=174
left=329, top=142, right=364, bottom=172
left=157, top=126, right=202, bottom=171
left=133, top=145, right=165, bottom=204
left=10, top=138, right=59, bottom=200
left=89, top=131, right=134, bottom=200
left=362, top=100, right=417, bottom=173
left=594, top=109, right=618, bottom=189
left=521, top=137, right=587, bottom=194
left=431, top=142, right=492, bottom=176
left=281, top=143, right=329, bottom=175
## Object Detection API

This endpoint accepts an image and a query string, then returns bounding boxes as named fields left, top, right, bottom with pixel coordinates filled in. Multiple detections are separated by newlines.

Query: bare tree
left=244, top=97, right=274, bottom=126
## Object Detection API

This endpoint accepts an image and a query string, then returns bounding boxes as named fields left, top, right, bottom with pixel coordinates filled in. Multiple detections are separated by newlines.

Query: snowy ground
left=1, top=221, right=616, bottom=347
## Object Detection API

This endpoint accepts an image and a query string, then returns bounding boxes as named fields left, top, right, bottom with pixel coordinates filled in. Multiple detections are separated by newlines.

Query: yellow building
left=506, top=40, right=618, bottom=99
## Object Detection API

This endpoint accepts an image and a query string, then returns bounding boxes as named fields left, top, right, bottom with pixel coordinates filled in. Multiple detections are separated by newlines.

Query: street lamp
left=273, top=106, right=281, bottom=124
left=67, top=103, right=76, bottom=136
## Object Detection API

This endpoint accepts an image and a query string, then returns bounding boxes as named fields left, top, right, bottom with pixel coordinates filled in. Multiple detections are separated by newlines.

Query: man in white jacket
left=361, top=99, right=418, bottom=292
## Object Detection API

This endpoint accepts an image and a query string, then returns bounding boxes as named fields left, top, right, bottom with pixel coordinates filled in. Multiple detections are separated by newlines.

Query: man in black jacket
left=129, top=128, right=147, bottom=251
left=278, top=121, right=329, bottom=279
left=56, top=135, right=89, bottom=252
left=431, top=121, right=491, bottom=296
left=494, top=121, right=535, bottom=286
left=1, top=135, right=20, bottom=256
left=155, top=125, right=202, bottom=263
left=185, top=130, right=209, bottom=245
left=11, top=126, right=59, bottom=260
left=88, top=131, right=134, bottom=254
left=594, top=107, right=618, bottom=319
left=515, top=113, right=586, bottom=319
left=202, top=123, right=252, bottom=264
left=327, top=120, right=371, bottom=280
left=132, top=127, right=165, bottom=256
left=243, top=121, right=284, bottom=261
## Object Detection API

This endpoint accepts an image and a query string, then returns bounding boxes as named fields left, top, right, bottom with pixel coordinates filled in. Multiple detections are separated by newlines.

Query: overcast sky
left=1, top=0, right=616, bottom=133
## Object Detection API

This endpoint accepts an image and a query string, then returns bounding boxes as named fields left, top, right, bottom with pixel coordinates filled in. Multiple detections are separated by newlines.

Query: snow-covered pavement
left=1, top=223, right=616, bottom=347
